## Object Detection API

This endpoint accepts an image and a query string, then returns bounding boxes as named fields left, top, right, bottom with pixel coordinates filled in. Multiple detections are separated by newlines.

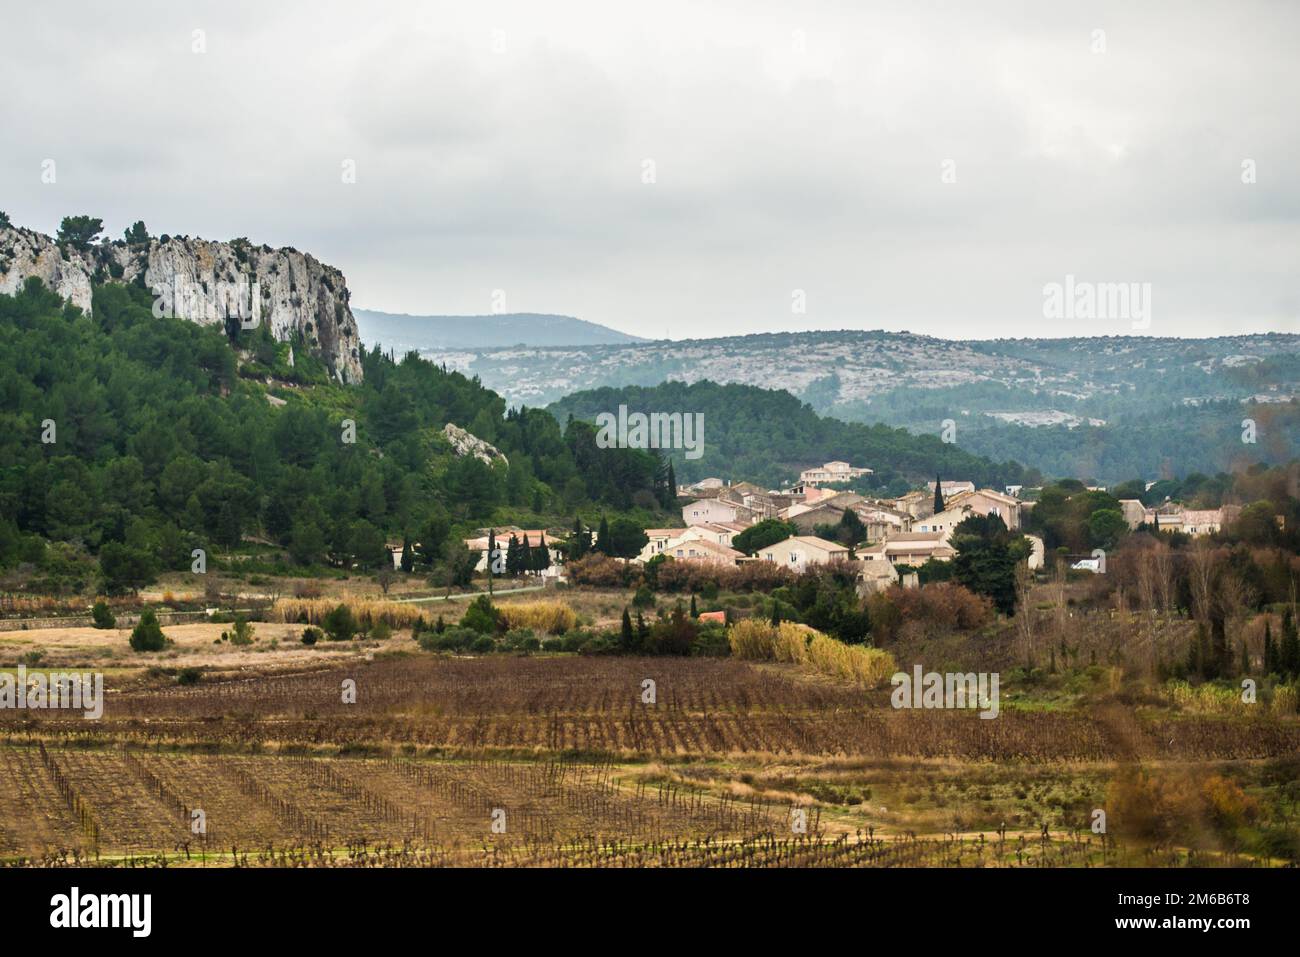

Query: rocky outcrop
left=442, top=423, right=508, bottom=466
left=0, top=224, right=363, bottom=383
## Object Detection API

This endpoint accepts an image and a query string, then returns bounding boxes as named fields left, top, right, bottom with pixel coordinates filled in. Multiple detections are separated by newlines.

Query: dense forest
left=0, top=278, right=671, bottom=592
left=547, top=380, right=1039, bottom=492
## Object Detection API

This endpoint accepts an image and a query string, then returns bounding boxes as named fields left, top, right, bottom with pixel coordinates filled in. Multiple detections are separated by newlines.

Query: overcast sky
left=3, top=0, right=1297, bottom=340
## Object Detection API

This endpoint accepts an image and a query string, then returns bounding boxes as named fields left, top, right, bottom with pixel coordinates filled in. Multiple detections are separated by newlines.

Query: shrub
left=128, top=609, right=168, bottom=652
left=176, top=667, right=202, bottom=686
left=460, top=594, right=502, bottom=635
left=691, top=625, right=730, bottom=657
left=322, top=603, right=359, bottom=641
left=645, top=607, right=696, bottom=655
left=632, top=584, right=655, bottom=608
left=301, top=626, right=323, bottom=645
left=229, top=616, right=255, bottom=646
left=470, top=635, right=496, bottom=654
left=91, top=600, right=116, bottom=629
left=369, top=620, right=392, bottom=641
left=418, top=626, right=479, bottom=652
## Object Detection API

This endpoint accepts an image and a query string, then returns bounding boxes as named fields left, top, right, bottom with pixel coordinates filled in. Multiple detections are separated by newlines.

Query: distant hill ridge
left=355, top=308, right=645, bottom=350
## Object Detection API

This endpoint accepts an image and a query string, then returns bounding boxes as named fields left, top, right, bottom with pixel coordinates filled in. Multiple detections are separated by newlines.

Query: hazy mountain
left=423, top=329, right=1297, bottom=484
left=355, top=309, right=645, bottom=351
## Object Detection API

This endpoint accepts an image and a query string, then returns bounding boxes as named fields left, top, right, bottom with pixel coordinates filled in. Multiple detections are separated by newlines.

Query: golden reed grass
left=497, top=601, right=577, bottom=635
left=272, top=597, right=426, bottom=628
left=271, top=597, right=580, bottom=635
left=728, top=620, right=895, bottom=685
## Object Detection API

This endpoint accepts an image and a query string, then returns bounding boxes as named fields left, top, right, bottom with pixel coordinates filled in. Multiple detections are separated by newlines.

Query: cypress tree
left=620, top=608, right=634, bottom=652
left=667, top=462, right=677, bottom=502
left=1281, top=609, right=1299, bottom=677
left=506, top=534, right=521, bottom=576
left=1263, top=620, right=1275, bottom=674
left=520, top=534, right=532, bottom=576
left=486, top=530, right=496, bottom=593
left=570, top=516, right=588, bottom=559
left=596, top=515, right=611, bottom=554
left=400, top=537, right=414, bottom=573
left=933, top=475, right=945, bottom=515
left=532, top=535, right=551, bottom=575
left=689, top=594, right=698, bottom=618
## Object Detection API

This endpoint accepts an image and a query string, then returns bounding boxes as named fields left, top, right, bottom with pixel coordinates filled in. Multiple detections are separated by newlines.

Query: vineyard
left=7, top=656, right=1297, bottom=761
left=1, top=656, right=1297, bottom=866
left=0, top=744, right=1259, bottom=869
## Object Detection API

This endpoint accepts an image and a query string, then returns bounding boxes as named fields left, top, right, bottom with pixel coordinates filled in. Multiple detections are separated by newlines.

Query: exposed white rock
left=0, top=224, right=363, bottom=383
left=441, top=423, right=508, bottom=466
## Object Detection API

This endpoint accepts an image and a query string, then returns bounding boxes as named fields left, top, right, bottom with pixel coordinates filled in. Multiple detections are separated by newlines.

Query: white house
left=798, top=461, right=873, bottom=486
left=757, top=535, right=850, bottom=570
left=858, top=533, right=955, bottom=566
left=683, top=498, right=741, bottom=526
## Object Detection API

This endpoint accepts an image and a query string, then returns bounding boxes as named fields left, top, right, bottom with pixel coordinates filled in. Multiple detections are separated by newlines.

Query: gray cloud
left=2, top=0, right=1296, bottom=339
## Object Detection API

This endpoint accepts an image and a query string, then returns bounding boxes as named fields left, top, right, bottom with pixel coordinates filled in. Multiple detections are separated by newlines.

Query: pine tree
left=933, top=475, right=945, bottom=515
left=595, top=515, right=611, bottom=554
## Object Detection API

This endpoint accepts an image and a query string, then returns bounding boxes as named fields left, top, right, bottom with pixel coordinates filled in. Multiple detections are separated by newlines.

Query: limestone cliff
left=0, top=223, right=364, bottom=383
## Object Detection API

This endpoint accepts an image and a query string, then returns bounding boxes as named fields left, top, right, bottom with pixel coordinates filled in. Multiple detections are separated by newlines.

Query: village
left=452, top=460, right=1241, bottom=591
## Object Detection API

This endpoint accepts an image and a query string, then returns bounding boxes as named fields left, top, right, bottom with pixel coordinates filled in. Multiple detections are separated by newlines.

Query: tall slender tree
left=486, top=529, right=496, bottom=594
left=532, top=534, right=551, bottom=576
left=933, top=475, right=945, bottom=515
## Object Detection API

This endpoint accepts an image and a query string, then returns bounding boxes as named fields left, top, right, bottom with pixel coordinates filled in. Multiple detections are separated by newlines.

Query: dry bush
left=293, top=581, right=324, bottom=599
left=565, top=554, right=638, bottom=588
left=867, top=582, right=992, bottom=642
left=498, top=601, right=577, bottom=635
left=1106, top=768, right=1259, bottom=849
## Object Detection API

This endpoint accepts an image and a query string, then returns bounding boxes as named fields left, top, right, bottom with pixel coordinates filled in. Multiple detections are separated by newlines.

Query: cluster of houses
left=441, top=462, right=1240, bottom=590
left=1117, top=500, right=1238, bottom=536
left=657, top=465, right=1044, bottom=592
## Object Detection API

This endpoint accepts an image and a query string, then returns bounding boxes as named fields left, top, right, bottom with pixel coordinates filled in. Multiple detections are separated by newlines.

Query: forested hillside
left=548, top=380, right=1037, bottom=492
left=0, top=278, right=670, bottom=592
